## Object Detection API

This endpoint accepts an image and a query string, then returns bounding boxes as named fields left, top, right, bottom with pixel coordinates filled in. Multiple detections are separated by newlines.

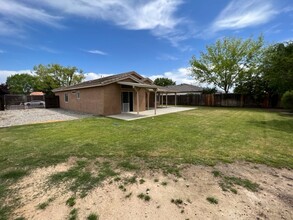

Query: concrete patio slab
left=108, top=106, right=196, bottom=121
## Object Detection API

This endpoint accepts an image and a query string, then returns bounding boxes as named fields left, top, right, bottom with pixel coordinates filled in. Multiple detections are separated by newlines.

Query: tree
left=262, top=41, right=293, bottom=95
left=154, top=77, right=176, bottom=86
left=190, top=36, right=264, bottom=93
left=34, top=64, right=85, bottom=94
left=0, top=83, right=9, bottom=94
left=202, top=87, right=218, bottom=94
left=281, top=90, right=293, bottom=112
left=234, top=73, right=270, bottom=101
left=6, top=73, right=38, bottom=94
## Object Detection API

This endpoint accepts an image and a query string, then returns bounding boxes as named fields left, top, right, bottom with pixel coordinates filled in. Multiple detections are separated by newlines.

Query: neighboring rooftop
left=30, top=91, right=44, bottom=96
left=164, top=84, right=203, bottom=93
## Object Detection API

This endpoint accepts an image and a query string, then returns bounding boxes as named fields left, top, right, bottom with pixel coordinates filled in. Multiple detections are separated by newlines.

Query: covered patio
left=108, top=106, right=196, bottom=121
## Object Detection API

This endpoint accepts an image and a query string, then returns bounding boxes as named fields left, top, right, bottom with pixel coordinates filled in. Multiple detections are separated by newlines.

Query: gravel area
left=0, top=109, right=92, bottom=128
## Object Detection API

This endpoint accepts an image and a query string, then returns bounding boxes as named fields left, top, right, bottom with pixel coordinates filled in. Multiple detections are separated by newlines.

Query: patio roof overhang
left=117, top=82, right=180, bottom=116
left=117, top=81, right=179, bottom=93
left=118, top=81, right=159, bottom=115
left=117, top=81, right=158, bottom=89
left=157, top=88, right=177, bottom=93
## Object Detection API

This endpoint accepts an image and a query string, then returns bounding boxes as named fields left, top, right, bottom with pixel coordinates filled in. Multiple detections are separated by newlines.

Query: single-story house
left=53, top=71, right=160, bottom=116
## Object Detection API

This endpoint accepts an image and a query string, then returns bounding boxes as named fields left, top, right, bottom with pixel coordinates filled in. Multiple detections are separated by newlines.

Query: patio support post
left=165, top=93, right=167, bottom=108
left=134, top=87, right=139, bottom=115
left=154, top=89, right=157, bottom=115
left=175, top=92, right=177, bottom=106
left=147, top=91, right=150, bottom=110
left=155, top=92, right=160, bottom=107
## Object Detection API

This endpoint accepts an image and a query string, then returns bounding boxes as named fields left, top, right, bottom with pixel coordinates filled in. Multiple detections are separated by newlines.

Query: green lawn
left=1, top=107, right=293, bottom=218
left=1, top=107, right=292, bottom=171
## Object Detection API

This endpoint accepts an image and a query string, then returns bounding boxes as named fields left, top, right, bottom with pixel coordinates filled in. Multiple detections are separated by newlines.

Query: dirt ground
left=0, top=109, right=91, bottom=128
left=9, top=160, right=293, bottom=220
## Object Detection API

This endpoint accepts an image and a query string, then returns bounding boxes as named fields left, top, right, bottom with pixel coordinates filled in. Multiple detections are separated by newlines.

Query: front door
left=121, top=92, right=133, bottom=112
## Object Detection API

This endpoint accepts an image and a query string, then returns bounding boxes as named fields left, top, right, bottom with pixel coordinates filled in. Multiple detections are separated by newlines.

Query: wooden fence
left=44, top=95, right=59, bottom=108
left=165, top=94, right=280, bottom=108
left=0, top=95, right=4, bottom=111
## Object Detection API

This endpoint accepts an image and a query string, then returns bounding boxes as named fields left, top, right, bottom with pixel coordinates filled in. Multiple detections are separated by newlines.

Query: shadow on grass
left=248, top=119, right=293, bottom=133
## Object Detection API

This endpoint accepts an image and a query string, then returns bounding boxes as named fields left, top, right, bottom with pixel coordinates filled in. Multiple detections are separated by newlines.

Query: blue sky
left=0, top=0, right=292, bottom=85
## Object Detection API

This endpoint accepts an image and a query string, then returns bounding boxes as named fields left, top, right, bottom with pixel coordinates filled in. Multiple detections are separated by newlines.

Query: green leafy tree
left=190, top=36, right=264, bottom=93
left=6, top=73, right=38, bottom=94
left=234, top=73, right=271, bottom=100
left=262, top=41, right=293, bottom=95
left=154, top=77, right=176, bottom=86
left=202, top=87, right=218, bottom=94
left=281, top=90, right=293, bottom=112
left=34, top=64, right=85, bottom=94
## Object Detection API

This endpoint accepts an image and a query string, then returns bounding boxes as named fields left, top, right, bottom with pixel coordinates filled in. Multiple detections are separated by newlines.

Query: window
left=64, top=93, right=68, bottom=103
left=77, top=91, right=80, bottom=99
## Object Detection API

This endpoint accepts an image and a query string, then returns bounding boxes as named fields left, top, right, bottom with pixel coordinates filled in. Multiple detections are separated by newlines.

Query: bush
left=281, top=91, right=293, bottom=111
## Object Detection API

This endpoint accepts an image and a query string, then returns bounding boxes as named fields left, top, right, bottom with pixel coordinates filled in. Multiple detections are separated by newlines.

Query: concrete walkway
left=108, top=106, right=196, bottom=121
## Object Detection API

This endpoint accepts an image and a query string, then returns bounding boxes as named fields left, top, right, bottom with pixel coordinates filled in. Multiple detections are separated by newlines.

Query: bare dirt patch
left=10, top=160, right=293, bottom=220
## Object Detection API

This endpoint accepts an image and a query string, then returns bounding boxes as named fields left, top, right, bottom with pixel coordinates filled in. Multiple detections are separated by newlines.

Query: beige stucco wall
left=55, top=86, right=104, bottom=115
left=103, top=83, right=121, bottom=115
left=133, top=88, right=146, bottom=112
left=55, top=82, right=149, bottom=115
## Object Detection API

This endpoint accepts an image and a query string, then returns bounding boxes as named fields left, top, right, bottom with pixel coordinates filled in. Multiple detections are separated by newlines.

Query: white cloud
left=0, top=0, right=61, bottom=27
left=0, top=69, right=208, bottom=88
left=33, top=0, right=181, bottom=30
left=264, top=24, right=282, bottom=35
left=0, top=70, right=33, bottom=83
left=0, top=70, right=113, bottom=84
left=0, top=20, right=22, bottom=36
left=82, top=68, right=196, bottom=85
left=1, top=0, right=191, bottom=47
left=87, top=50, right=108, bottom=56
left=83, top=72, right=112, bottom=81
left=211, top=0, right=277, bottom=33
left=149, top=67, right=197, bottom=85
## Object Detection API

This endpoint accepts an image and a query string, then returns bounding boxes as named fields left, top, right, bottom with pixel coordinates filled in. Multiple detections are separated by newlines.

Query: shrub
left=206, top=197, right=218, bottom=204
left=87, top=213, right=99, bottom=220
left=281, top=90, right=293, bottom=111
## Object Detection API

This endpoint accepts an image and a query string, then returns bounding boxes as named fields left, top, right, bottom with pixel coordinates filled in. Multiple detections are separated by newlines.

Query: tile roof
left=53, top=71, right=149, bottom=92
